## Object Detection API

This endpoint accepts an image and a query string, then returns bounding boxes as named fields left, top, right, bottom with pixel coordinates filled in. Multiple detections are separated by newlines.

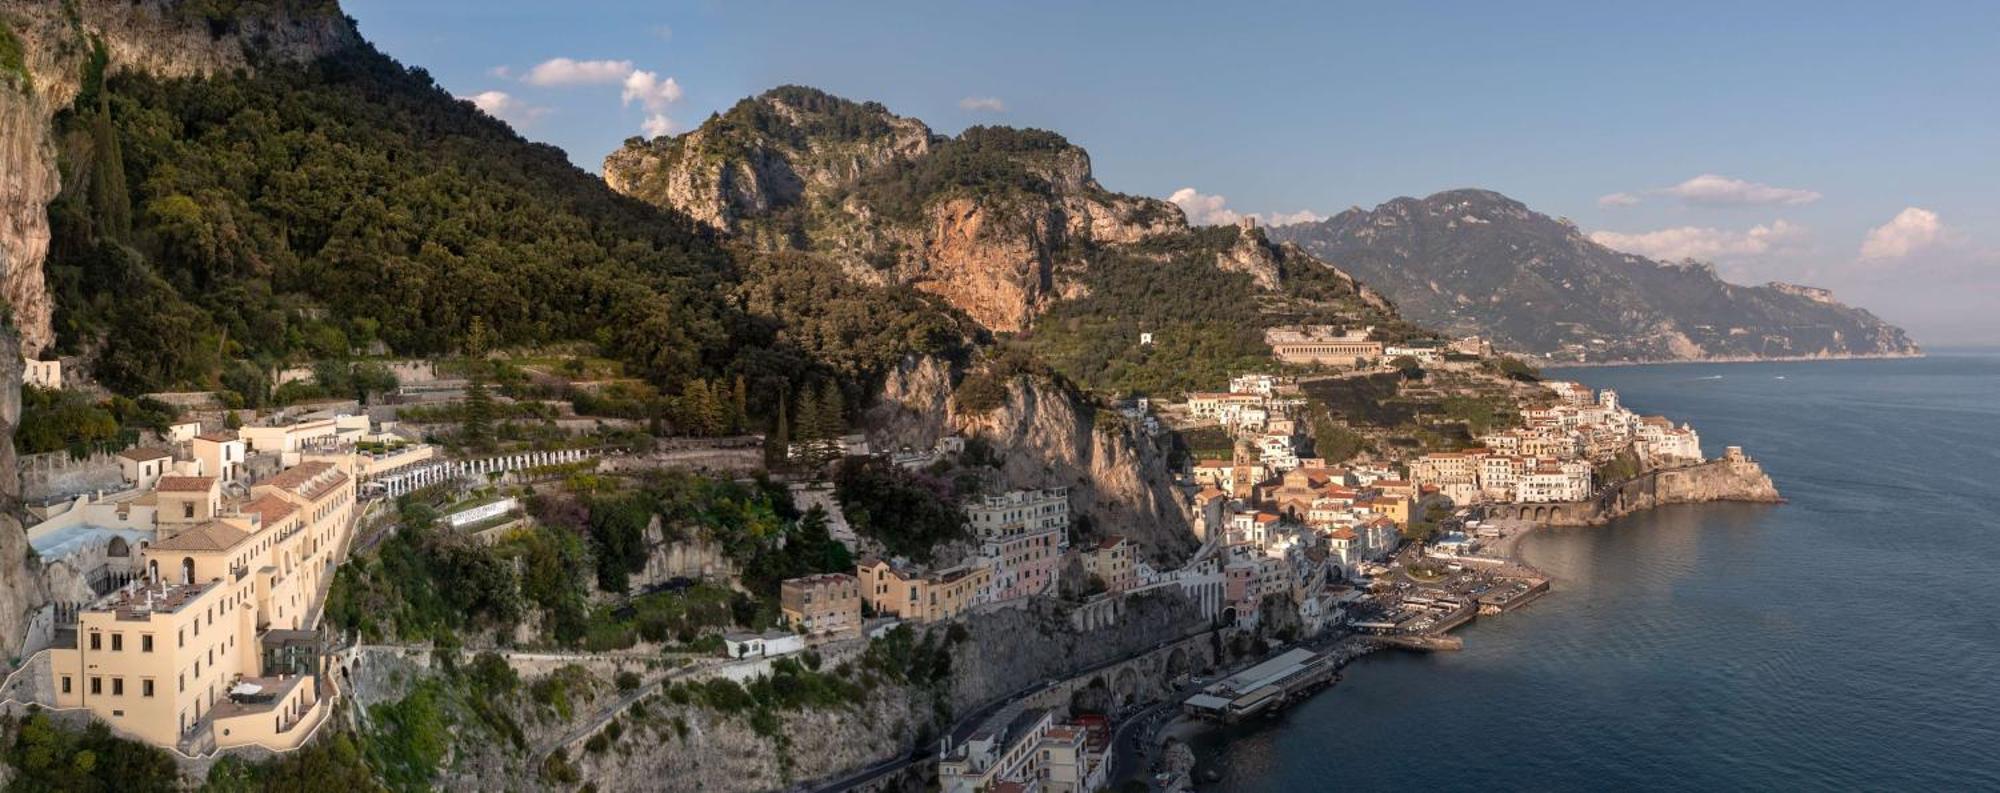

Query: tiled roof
left=118, top=447, right=172, bottom=462
left=260, top=461, right=348, bottom=500
left=151, top=521, right=250, bottom=552
left=194, top=431, right=239, bottom=442
left=240, top=494, right=299, bottom=526
left=156, top=476, right=215, bottom=493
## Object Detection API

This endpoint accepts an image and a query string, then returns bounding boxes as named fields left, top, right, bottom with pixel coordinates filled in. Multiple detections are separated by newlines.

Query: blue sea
left=1196, top=350, right=2000, bottom=791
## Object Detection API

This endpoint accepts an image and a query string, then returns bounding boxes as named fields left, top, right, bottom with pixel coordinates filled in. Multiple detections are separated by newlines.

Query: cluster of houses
left=1409, top=380, right=1703, bottom=505
left=21, top=412, right=380, bottom=754
left=939, top=706, right=1108, bottom=793
left=1174, top=374, right=1411, bottom=632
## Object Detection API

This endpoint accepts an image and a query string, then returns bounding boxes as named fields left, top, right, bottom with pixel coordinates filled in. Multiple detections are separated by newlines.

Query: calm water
left=1197, top=351, right=2000, bottom=791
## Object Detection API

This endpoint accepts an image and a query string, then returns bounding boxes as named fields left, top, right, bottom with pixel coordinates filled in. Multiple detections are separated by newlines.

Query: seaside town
left=0, top=318, right=1771, bottom=793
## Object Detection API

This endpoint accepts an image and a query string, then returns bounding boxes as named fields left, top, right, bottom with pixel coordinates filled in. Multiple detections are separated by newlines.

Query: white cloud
left=1169, top=188, right=1240, bottom=225
left=1589, top=220, right=1809, bottom=262
left=622, top=70, right=683, bottom=112
left=1602, top=174, right=1822, bottom=208
left=1259, top=209, right=1327, bottom=226
left=641, top=113, right=678, bottom=138
left=461, top=91, right=548, bottom=126
left=959, top=96, right=1007, bottom=112
left=1661, top=174, right=1821, bottom=207
left=1167, top=188, right=1323, bottom=227
left=1860, top=207, right=1947, bottom=259
left=523, top=57, right=635, bottom=86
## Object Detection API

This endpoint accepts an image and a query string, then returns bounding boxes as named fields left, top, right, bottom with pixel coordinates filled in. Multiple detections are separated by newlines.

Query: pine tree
left=805, top=381, right=848, bottom=470
left=730, top=375, right=749, bottom=435
left=460, top=315, right=497, bottom=452
left=462, top=379, right=496, bottom=453
left=768, top=384, right=792, bottom=466
left=89, top=93, right=132, bottom=240
left=682, top=379, right=724, bottom=437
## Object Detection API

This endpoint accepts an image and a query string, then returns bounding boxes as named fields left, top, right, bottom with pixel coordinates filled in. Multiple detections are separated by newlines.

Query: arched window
left=181, top=558, right=195, bottom=585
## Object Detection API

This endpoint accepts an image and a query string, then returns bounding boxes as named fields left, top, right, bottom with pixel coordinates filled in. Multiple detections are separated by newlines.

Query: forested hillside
left=43, top=39, right=975, bottom=411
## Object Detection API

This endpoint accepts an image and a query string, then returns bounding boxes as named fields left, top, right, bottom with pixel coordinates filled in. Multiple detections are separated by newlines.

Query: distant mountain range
left=1267, top=190, right=1920, bottom=363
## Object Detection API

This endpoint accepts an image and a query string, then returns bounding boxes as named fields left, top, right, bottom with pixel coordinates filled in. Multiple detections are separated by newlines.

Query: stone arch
left=106, top=536, right=130, bottom=557
left=1070, top=676, right=1112, bottom=716
left=1164, top=646, right=1191, bottom=681
left=1112, top=666, right=1140, bottom=707
left=181, top=557, right=195, bottom=585
left=1548, top=506, right=1565, bottom=523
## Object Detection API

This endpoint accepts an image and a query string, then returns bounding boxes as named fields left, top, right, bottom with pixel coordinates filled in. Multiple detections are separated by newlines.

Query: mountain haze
left=1267, top=189, right=1919, bottom=363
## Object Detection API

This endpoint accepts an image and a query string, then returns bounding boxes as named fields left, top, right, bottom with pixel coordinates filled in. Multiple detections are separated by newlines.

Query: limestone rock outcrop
left=603, top=87, right=1189, bottom=332
left=0, top=0, right=357, bottom=356
left=867, top=356, right=1196, bottom=562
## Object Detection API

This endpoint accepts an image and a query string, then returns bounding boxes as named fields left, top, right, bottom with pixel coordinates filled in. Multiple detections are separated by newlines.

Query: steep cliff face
left=0, top=333, right=41, bottom=654
left=867, top=357, right=1196, bottom=561
left=0, top=0, right=353, bottom=655
left=603, top=87, right=1188, bottom=332
left=0, top=0, right=357, bottom=356
left=1269, top=189, right=1921, bottom=362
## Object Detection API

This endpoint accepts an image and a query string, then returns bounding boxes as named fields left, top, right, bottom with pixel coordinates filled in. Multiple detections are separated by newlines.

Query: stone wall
left=18, top=449, right=125, bottom=503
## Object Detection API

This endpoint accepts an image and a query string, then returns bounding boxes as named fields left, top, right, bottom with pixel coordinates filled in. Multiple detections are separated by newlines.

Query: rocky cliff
left=0, top=332, right=41, bottom=654
left=0, top=0, right=357, bottom=357
left=1268, top=189, right=1920, bottom=363
left=1526, top=454, right=1783, bottom=528
left=0, top=0, right=352, bottom=656
left=867, top=356, right=1196, bottom=561
left=603, top=87, right=1190, bottom=332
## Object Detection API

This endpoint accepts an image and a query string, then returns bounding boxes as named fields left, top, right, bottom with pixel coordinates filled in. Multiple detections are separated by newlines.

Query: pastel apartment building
left=856, top=557, right=990, bottom=623
left=43, top=458, right=357, bottom=752
left=779, top=573, right=862, bottom=641
left=966, top=488, right=1070, bottom=603
left=938, top=708, right=1104, bottom=793
left=1082, top=536, right=1137, bottom=593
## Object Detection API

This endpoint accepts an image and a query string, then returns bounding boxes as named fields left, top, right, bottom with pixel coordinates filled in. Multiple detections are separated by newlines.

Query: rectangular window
left=112, top=678, right=124, bottom=696
left=142, top=634, right=154, bottom=653
left=143, top=680, right=155, bottom=698
left=60, top=676, right=71, bottom=694
left=90, top=677, right=101, bottom=695
left=183, top=503, right=195, bottom=519
left=111, top=633, right=122, bottom=652
left=89, top=633, right=100, bottom=651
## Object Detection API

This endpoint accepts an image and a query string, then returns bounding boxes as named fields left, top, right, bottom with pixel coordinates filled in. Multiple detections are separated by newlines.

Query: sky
left=342, top=0, right=1999, bottom=345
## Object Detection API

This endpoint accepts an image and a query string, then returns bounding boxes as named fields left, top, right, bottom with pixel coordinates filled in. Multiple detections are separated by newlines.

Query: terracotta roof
left=260, top=461, right=348, bottom=499
left=119, top=447, right=172, bottom=462
left=194, top=431, right=239, bottom=442
left=1096, top=535, right=1129, bottom=550
left=151, top=521, right=250, bottom=553
left=156, top=476, right=215, bottom=493
left=240, top=494, right=299, bottom=526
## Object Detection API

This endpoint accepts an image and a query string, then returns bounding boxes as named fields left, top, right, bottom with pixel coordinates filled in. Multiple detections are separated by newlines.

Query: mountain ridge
left=1267, top=188, right=1919, bottom=363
